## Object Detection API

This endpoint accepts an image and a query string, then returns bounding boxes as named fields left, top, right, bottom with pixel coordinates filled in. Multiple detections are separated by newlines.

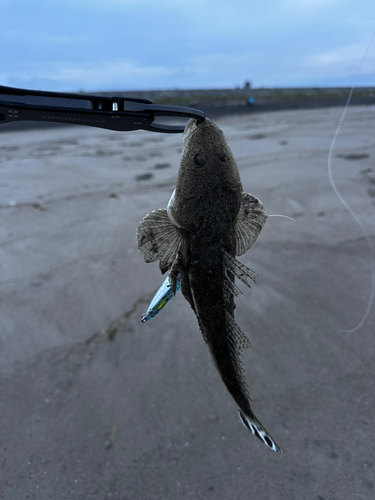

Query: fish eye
left=194, top=153, right=206, bottom=167
left=219, top=149, right=227, bottom=162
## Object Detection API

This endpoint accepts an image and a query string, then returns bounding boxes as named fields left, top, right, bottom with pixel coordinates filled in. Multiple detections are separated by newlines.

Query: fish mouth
left=181, top=117, right=213, bottom=158
left=180, top=118, right=199, bottom=158
left=182, top=116, right=212, bottom=142
left=182, top=118, right=200, bottom=142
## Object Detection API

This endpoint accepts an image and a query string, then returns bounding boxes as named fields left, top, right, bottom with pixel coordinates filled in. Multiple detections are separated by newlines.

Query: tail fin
left=239, top=410, right=281, bottom=453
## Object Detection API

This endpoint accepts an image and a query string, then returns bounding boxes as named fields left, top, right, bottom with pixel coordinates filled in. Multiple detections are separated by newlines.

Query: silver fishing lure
left=141, top=274, right=181, bottom=323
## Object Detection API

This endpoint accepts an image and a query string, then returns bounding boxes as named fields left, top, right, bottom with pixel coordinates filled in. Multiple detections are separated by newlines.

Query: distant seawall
left=2, top=87, right=375, bottom=132
left=98, top=86, right=375, bottom=108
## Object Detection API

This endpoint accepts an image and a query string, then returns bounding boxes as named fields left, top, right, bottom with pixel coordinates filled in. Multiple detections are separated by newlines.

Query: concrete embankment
left=1, top=86, right=375, bottom=132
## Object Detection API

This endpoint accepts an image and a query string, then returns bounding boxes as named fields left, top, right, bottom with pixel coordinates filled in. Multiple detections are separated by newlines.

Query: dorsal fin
left=136, top=209, right=183, bottom=274
left=224, top=311, right=252, bottom=402
left=225, top=311, right=252, bottom=353
left=223, top=250, right=257, bottom=288
left=222, top=272, right=243, bottom=297
left=235, top=193, right=267, bottom=256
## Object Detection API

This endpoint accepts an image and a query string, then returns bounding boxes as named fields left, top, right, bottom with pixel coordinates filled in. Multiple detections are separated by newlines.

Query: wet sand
left=1, top=105, right=375, bottom=499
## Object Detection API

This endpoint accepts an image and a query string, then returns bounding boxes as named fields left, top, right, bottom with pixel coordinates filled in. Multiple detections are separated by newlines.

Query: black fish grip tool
left=0, top=85, right=205, bottom=133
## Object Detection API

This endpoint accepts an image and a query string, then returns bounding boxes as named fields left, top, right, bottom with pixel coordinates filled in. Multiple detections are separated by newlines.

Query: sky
left=0, top=0, right=375, bottom=92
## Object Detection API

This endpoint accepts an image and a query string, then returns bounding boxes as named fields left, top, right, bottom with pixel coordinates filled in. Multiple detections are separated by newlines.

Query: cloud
left=2, top=60, right=185, bottom=92
left=281, top=0, right=345, bottom=11
left=304, top=41, right=375, bottom=75
left=1, top=0, right=374, bottom=90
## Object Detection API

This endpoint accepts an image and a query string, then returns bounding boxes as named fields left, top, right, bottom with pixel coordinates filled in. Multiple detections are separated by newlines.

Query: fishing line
left=268, top=214, right=296, bottom=222
left=328, top=31, right=375, bottom=333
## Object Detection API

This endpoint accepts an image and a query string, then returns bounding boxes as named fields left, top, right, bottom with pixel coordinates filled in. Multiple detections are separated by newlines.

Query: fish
left=136, top=118, right=281, bottom=452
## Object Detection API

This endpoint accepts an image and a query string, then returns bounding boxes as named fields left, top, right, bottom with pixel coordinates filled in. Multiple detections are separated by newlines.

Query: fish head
left=168, top=118, right=243, bottom=234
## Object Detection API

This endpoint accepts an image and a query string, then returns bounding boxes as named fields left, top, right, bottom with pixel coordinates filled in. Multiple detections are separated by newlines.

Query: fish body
left=137, top=118, right=280, bottom=452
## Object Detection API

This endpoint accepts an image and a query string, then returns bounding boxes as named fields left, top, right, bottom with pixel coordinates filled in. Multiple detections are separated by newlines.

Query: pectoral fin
left=235, top=193, right=267, bottom=256
left=136, top=209, right=183, bottom=274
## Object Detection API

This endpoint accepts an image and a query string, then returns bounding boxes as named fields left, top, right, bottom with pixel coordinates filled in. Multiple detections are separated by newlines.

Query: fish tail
left=238, top=410, right=281, bottom=453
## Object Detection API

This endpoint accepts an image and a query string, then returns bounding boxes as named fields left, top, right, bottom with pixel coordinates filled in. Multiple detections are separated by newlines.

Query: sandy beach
left=1, top=104, right=375, bottom=499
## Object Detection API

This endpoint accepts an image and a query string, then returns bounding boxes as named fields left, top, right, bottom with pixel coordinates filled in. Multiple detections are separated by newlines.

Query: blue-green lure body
left=141, top=274, right=181, bottom=323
